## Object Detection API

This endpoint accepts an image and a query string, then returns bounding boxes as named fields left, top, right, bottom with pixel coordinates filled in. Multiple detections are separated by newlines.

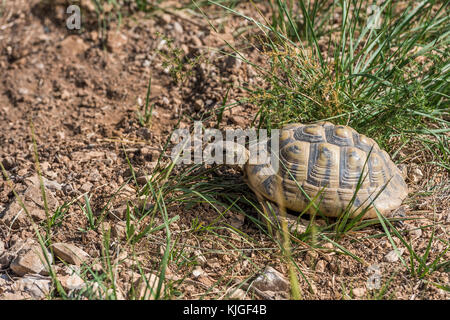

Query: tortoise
left=227, top=122, right=408, bottom=220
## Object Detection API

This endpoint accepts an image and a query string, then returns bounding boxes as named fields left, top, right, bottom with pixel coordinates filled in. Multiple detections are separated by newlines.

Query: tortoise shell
left=244, top=122, right=408, bottom=218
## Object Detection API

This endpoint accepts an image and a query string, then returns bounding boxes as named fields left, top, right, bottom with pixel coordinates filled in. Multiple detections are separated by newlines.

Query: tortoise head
left=204, top=141, right=250, bottom=170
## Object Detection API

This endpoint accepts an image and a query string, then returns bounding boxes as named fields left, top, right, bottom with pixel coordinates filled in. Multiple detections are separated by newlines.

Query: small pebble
left=353, top=287, right=366, bottom=298
left=384, top=248, right=405, bottom=263
left=192, top=266, right=204, bottom=278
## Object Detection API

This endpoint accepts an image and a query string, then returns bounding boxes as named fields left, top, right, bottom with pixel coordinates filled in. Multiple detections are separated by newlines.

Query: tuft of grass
left=375, top=208, right=449, bottom=279
left=157, top=32, right=204, bottom=86
left=49, top=202, right=71, bottom=229
left=210, top=0, right=449, bottom=167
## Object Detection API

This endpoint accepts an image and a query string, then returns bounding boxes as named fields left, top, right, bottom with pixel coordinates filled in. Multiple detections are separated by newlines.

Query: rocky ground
left=0, top=1, right=448, bottom=300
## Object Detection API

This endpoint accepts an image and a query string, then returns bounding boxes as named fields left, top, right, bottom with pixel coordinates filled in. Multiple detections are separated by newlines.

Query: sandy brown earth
left=0, top=1, right=448, bottom=300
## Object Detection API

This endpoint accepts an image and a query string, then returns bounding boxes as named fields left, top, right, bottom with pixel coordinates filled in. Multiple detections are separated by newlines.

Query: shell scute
left=294, top=125, right=326, bottom=143
left=340, top=146, right=370, bottom=189
left=307, top=142, right=340, bottom=188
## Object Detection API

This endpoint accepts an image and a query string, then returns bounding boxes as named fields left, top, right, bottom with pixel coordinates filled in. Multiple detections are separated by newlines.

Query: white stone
left=353, top=287, right=366, bottom=298
left=228, top=288, right=246, bottom=300
left=2, top=185, right=58, bottom=229
left=251, top=266, right=289, bottom=293
left=384, top=248, right=405, bottom=263
left=57, top=266, right=85, bottom=291
left=142, top=60, right=151, bottom=68
left=0, top=240, right=4, bottom=256
left=192, top=266, right=204, bottom=278
left=409, top=168, right=423, bottom=183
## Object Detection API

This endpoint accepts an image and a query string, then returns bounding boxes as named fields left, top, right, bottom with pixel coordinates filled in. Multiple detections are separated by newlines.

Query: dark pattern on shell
left=251, top=164, right=266, bottom=175
left=279, top=137, right=295, bottom=149
left=306, top=143, right=334, bottom=187
left=262, top=175, right=275, bottom=197
left=353, top=132, right=375, bottom=152
left=339, top=147, right=369, bottom=189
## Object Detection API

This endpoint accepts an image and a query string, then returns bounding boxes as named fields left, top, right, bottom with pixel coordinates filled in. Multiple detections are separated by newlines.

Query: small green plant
left=216, top=88, right=230, bottom=128
left=157, top=33, right=203, bottom=85
left=48, top=202, right=71, bottom=228
left=0, top=122, right=68, bottom=298
left=210, top=0, right=449, bottom=166
left=133, top=0, right=153, bottom=12
left=80, top=194, right=96, bottom=231
left=136, top=77, right=155, bottom=127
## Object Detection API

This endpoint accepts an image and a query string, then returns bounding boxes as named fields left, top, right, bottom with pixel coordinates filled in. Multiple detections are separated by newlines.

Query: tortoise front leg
left=255, top=191, right=308, bottom=238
